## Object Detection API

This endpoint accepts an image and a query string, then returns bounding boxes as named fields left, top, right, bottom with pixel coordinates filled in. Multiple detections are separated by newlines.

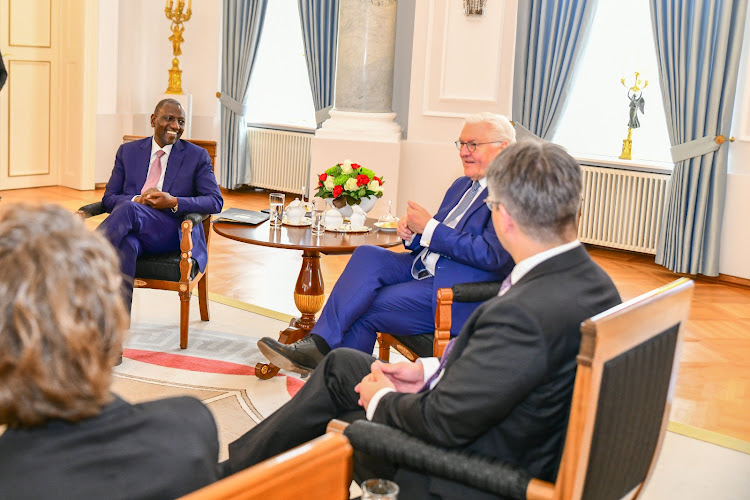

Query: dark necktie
left=418, top=273, right=513, bottom=392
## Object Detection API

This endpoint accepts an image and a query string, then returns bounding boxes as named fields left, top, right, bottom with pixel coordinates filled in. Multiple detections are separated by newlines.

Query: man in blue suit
left=258, top=113, right=515, bottom=374
left=98, top=98, right=223, bottom=313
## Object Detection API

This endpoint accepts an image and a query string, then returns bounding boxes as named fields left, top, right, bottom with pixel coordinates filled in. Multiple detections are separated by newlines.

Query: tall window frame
left=245, top=0, right=316, bottom=131
left=552, top=0, right=672, bottom=168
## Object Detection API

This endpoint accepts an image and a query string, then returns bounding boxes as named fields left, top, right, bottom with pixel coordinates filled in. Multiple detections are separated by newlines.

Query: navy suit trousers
left=97, top=201, right=181, bottom=310
left=311, top=246, right=436, bottom=353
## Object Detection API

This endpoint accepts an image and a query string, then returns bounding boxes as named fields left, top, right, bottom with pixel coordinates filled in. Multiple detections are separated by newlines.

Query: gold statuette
left=165, top=0, right=192, bottom=94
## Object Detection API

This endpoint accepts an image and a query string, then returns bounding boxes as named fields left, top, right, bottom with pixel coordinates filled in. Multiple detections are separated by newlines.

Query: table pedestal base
left=255, top=250, right=325, bottom=380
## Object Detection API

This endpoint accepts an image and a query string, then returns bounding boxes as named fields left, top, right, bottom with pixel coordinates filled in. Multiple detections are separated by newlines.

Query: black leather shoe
left=257, top=336, right=325, bottom=375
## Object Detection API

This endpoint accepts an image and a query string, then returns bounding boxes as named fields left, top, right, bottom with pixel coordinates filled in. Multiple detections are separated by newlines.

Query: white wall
left=95, top=0, right=222, bottom=183
left=395, top=0, right=517, bottom=215
left=721, top=5, right=750, bottom=280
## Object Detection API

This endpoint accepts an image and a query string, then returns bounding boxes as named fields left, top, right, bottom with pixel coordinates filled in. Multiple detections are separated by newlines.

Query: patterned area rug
left=113, top=288, right=305, bottom=461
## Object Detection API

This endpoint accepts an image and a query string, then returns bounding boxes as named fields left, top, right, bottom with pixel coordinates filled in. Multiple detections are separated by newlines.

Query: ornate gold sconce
left=463, top=0, right=487, bottom=16
left=165, top=0, right=192, bottom=94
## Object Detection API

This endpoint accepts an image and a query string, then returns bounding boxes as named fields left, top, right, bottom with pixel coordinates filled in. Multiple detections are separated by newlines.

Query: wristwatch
left=171, top=198, right=179, bottom=213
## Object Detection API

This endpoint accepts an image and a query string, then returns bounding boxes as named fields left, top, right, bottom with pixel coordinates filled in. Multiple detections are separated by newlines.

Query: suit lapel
left=134, top=138, right=152, bottom=192
left=435, top=177, right=472, bottom=222
left=162, top=140, right=183, bottom=193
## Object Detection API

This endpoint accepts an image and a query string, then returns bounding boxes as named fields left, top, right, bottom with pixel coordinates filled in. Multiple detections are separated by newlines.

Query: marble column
left=317, top=0, right=402, bottom=141
left=335, top=0, right=398, bottom=113
left=312, top=0, right=402, bottom=220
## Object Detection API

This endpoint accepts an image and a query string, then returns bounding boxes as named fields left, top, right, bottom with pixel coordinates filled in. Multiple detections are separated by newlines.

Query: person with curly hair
left=0, top=203, right=220, bottom=498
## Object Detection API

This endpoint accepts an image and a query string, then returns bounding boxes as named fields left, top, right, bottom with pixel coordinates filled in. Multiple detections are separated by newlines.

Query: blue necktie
left=443, top=180, right=480, bottom=226
left=411, top=181, right=481, bottom=279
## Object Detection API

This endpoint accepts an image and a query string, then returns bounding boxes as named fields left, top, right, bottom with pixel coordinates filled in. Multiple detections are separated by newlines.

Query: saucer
left=374, top=221, right=398, bottom=232
left=283, top=216, right=312, bottom=227
left=325, top=224, right=372, bottom=233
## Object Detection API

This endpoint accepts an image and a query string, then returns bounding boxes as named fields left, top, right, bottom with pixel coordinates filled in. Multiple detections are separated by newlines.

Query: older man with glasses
left=258, top=112, right=516, bottom=375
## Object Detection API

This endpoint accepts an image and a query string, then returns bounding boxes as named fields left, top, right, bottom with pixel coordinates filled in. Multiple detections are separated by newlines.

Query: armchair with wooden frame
left=179, top=433, right=353, bottom=500
left=335, top=278, right=694, bottom=500
left=77, top=135, right=217, bottom=349
left=377, top=280, right=502, bottom=361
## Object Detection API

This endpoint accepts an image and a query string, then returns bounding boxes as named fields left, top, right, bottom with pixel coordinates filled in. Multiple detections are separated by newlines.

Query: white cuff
left=366, top=387, right=396, bottom=420
left=131, top=195, right=139, bottom=202
left=417, top=357, right=440, bottom=384
left=420, top=218, right=439, bottom=247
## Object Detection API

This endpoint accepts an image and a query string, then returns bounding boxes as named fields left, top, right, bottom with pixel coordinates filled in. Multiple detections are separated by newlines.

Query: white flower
left=344, top=177, right=359, bottom=191
left=341, top=160, right=354, bottom=174
left=324, top=177, right=335, bottom=190
left=368, top=179, right=383, bottom=193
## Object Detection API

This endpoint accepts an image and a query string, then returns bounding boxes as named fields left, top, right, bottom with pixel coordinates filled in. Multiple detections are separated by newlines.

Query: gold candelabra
left=164, top=0, right=192, bottom=94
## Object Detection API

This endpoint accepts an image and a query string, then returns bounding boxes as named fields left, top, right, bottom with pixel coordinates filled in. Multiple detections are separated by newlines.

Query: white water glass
left=311, top=197, right=326, bottom=236
left=361, top=479, right=399, bottom=499
left=269, top=193, right=285, bottom=227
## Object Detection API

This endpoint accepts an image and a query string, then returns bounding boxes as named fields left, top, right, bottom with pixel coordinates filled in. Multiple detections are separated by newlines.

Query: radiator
left=578, top=166, right=671, bottom=254
left=246, top=127, right=313, bottom=194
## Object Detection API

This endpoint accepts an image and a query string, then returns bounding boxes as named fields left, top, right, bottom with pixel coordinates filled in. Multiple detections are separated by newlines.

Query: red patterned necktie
left=141, top=150, right=165, bottom=194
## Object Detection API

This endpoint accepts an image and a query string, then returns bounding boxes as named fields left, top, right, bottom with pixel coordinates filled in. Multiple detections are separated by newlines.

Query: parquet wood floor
left=3, top=186, right=749, bottom=444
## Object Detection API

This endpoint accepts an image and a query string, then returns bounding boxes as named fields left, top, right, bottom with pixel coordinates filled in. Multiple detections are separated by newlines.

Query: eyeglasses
left=484, top=197, right=501, bottom=211
left=455, top=140, right=503, bottom=153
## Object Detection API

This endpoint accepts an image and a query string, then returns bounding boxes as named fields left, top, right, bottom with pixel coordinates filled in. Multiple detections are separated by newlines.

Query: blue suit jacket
left=405, top=177, right=514, bottom=335
left=102, top=137, right=223, bottom=271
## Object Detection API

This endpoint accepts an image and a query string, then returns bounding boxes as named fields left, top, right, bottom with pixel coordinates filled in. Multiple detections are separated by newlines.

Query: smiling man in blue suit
left=259, top=112, right=515, bottom=374
left=98, top=98, right=223, bottom=313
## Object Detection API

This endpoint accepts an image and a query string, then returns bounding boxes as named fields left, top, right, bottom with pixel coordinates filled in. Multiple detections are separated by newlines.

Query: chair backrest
left=123, top=135, right=217, bottom=170
left=180, top=433, right=352, bottom=500
left=542, top=277, right=694, bottom=500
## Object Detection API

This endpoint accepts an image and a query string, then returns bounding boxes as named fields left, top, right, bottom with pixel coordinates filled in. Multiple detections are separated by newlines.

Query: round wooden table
left=213, top=218, right=402, bottom=379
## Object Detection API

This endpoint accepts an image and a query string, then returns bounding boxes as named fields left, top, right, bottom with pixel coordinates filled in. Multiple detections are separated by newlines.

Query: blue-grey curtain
left=512, top=0, right=597, bottom=140
left=652, top=0, right=748, bottom=276
left=219, top=0, right=268, bottom=189
left=298, top=0, right=340, bottom=127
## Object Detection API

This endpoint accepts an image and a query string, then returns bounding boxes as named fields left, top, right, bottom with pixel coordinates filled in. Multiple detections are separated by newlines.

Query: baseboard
left=584, top=244, right=750, bottom=291
left=95, top=182, right=107, bottom=189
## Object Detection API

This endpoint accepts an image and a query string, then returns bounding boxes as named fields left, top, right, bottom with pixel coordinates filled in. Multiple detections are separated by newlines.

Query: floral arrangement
left=315, top=159, right=384, bottom=208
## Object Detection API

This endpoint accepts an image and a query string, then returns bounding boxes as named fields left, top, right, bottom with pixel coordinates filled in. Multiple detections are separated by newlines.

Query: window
left=245, top=0, right=316, bottom=130
left=552, top=0, right=672, bottom=165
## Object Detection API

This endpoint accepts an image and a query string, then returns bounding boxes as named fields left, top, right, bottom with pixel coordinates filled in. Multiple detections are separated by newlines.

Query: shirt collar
left=509, top=240, right=581, bottom=286
left=151, top=137, right=173, bottom=157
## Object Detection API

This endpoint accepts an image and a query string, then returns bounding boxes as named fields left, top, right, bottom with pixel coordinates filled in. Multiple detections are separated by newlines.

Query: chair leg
left=179, top=287, right=191, bottom=349
left=198, top=273, right=210, bottom=321
left=376, top=333, right=391, bottom=362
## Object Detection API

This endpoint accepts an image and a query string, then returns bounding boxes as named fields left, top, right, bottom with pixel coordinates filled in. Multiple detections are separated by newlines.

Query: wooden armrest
left=434, top=287, right=454, bottom=357
left=327, top=419, right=350, bottom=435
left=77, top=201, right=105, bottom=219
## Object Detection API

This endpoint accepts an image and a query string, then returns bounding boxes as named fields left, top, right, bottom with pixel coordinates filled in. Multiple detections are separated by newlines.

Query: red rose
left=333, top=185, right=344, bottom=197
left=319, top=173, right=327, bottom=181
left=373, top=176, right=382, bottom=186
left=356, top=174, right=370, bottom=186
left=352, top=163, right=361, bottom=169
